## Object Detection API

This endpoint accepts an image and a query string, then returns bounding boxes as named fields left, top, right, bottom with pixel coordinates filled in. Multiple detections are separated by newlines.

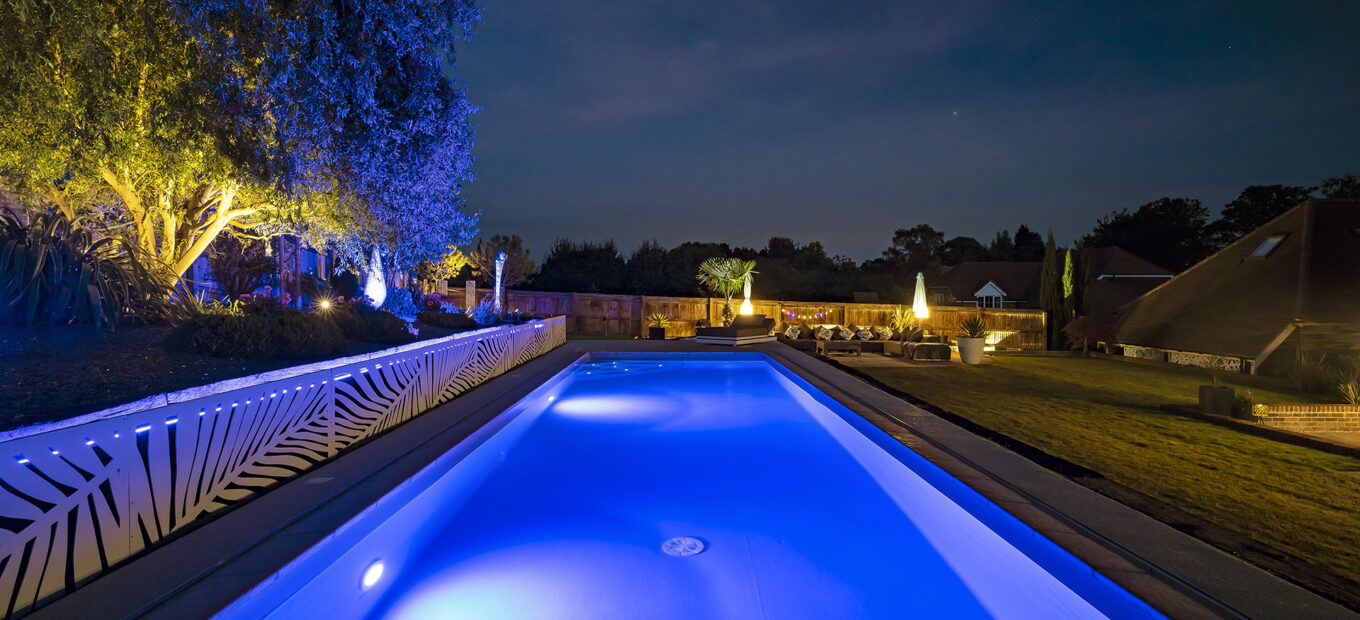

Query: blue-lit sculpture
left=366, top=248, right=387, bottom=307
left=494, top=249, right=508, bottom=315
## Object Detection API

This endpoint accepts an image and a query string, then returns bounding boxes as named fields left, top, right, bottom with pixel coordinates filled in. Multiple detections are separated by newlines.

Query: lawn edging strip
left=1159, top=404, right=1360, bottom=458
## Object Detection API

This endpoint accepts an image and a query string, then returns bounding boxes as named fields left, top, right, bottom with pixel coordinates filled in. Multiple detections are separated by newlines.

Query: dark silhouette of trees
left=470, top=235, right=535, bottom=289
left=1039, top=234, right=1063, bottom=348
left=625, top=240, right=670, bottom=295
left=988, top=230, right=1015, bottom=261
left=937, top=236, right=989, bottom=265
left=1321, top=174, right=1360, bottom=199
left=1013, top=225, right=1045, bottom=261
left=528, top=239, right=626, bottom=293
left=1082, top=197, right=1210, bottom=272
left=1208, top=184, right=1316, bottom=248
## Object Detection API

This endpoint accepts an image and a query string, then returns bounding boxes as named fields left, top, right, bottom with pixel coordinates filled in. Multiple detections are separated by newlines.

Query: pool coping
left=34, top=340, right=1356, bottom=619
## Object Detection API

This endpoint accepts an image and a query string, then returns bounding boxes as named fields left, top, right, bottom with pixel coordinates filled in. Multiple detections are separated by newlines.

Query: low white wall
left=0, top=317, right=566, bottom=617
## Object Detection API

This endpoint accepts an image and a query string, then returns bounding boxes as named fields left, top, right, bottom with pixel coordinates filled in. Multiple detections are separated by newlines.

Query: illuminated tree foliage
left=0, top=0, right=480, bottom=285
left=0, top=0, right=270, bottom=280
left=174, top=0, right=482, bottom=269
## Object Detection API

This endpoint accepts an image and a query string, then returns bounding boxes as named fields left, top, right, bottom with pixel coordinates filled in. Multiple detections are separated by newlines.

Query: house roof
left=1085, top=246, right=1172, bottom=277
left=1082, top=246, right=1174, bottom=324
left=936, top=261, right=1042, bottom=306
left=1116, top=198, right=1360, bottom=358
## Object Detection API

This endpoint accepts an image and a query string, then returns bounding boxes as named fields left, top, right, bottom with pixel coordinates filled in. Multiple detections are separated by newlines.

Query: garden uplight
left=318, top=300, right=332, bottom=310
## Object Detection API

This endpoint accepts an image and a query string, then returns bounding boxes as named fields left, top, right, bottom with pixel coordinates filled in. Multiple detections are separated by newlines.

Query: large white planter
left=957, top=337, right=986, bottom=364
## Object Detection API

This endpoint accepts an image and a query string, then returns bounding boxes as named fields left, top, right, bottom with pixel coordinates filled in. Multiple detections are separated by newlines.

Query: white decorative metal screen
left=0, top=317, right=565, bottom=617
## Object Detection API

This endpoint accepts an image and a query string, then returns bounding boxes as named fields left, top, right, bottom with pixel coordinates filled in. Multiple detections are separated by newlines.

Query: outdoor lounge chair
left=883, top=329, right=952, bottom=361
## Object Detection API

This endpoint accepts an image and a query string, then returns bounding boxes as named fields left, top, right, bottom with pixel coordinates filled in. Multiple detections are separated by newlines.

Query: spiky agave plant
left=0, top=205, right=178, bottom=329
left=696, top=257, right=756, bottom=327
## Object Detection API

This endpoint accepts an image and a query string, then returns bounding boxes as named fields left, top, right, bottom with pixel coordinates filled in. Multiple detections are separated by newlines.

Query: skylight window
left=1248, top=234, right=1286, bottom=258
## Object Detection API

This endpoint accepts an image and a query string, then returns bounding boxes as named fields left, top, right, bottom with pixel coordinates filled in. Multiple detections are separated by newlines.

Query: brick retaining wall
left=1258, top=404, right=1360, bottom=432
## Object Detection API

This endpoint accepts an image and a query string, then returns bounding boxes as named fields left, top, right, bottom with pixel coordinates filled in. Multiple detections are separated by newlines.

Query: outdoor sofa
left=776, top=324, right=951, bottom=361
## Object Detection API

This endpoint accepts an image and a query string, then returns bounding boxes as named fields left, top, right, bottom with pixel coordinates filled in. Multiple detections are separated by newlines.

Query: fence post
left=570, top=292, right=580, bottom=333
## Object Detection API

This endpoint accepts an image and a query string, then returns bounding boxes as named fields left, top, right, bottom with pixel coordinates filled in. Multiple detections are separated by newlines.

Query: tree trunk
left=722, top=298, right=734, bottom=327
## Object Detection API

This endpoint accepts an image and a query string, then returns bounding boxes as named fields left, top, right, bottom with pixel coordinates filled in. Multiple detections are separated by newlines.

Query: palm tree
left=696, top=257, right=756, bottom=326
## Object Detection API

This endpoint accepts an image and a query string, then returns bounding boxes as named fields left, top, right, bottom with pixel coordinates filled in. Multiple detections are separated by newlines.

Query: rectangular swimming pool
left=219, top=353, right=1164, bottom=619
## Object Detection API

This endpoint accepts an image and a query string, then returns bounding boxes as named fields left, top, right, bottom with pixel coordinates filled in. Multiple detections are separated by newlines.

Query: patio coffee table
left=816, top=340, right=862, bottom=356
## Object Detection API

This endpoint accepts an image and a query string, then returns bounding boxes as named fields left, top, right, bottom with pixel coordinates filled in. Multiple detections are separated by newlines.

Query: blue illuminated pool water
left=219, top=354, right=1164, bottom=619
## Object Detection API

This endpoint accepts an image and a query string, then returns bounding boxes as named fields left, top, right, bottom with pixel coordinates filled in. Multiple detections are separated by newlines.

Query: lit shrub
left=416, top=310, right=479, bottom=330
left=381, top=287, right=420, bottom=318
left=167, top=309, right=345, bottom=358
left=324, top=302, right=414, bottom=344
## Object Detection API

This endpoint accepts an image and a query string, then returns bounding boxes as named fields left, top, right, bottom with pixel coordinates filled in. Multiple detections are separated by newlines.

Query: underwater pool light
left=361, top=560, right=384, bottom=590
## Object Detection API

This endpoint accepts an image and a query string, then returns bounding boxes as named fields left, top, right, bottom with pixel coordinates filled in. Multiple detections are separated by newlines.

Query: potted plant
left=696, top=257, right=757, bottom=327
left=1198, top=359, right=1236, bottom=415
left=647, top=313, right=672, bottom=340
left=957, top=315, right=989, bottom=365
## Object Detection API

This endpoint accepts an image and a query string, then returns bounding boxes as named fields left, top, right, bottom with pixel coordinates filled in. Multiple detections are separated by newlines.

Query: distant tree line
left=458, top=173, right=1357, bottom=303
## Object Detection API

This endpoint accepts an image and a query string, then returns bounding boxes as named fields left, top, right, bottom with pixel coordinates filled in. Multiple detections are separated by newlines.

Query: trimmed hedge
left=325, top=304, right=414, bottom=344
left=168, top=311, right=346, bottom=358
left=416, top=310, right=479, bottom=330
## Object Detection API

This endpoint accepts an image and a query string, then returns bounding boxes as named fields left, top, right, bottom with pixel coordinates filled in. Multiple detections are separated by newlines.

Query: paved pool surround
left=34, top=340, right=1358, bottom=620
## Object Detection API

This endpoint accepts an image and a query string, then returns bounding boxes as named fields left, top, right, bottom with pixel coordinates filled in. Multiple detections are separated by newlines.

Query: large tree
left=173, top=0, right=482, bottom=269
left=625, top=240, right=670, bottom=296
left=1207, top=184, right=1315, bottom=248
left=1321, top=174, right=1360, bottom=199
left=0, top=0, right=482, bottom=285
left=882, top=224, right=944, bottom=276
left=1012, top=225, right=1045, bottom=261
left=0, top=0, right=277, bottom=280
left=1039, top=233, right=1062, bottom=349
left=1082, top=197, right=1210, bottom=272
left=529, top=239, right=626, bottom=293
left=936, top=236, right=989, bottom=265
left=469, top=234, right=535, bottom=289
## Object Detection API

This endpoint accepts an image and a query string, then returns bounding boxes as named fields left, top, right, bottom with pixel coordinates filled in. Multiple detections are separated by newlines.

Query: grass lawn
left=853, top=355, right=1360, bottom=588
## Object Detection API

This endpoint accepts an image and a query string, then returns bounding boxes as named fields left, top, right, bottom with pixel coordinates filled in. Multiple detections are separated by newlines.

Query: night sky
left=458, top=1, right=1360, bottom=262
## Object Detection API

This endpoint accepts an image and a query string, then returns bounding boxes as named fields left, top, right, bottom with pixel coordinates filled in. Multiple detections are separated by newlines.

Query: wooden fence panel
left=499, top=288, right=1049, bottom=350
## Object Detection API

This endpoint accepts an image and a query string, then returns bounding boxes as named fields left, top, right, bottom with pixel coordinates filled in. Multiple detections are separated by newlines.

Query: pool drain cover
left=661, top=537, right=706, bottom=557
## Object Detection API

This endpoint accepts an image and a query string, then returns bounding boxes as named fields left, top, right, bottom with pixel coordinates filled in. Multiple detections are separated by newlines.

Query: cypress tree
left=1039, top=233, right=1062, bottom=349
left=1061, top=249, right=1076, bottom=329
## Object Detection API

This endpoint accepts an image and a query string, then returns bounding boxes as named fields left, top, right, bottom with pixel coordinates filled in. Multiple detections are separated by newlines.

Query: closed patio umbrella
left=912, top=272, right=930, bottom=320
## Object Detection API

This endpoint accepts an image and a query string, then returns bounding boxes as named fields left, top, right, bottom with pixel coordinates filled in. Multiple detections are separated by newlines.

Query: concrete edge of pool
left=33, top=341, right=1356, bottom=620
